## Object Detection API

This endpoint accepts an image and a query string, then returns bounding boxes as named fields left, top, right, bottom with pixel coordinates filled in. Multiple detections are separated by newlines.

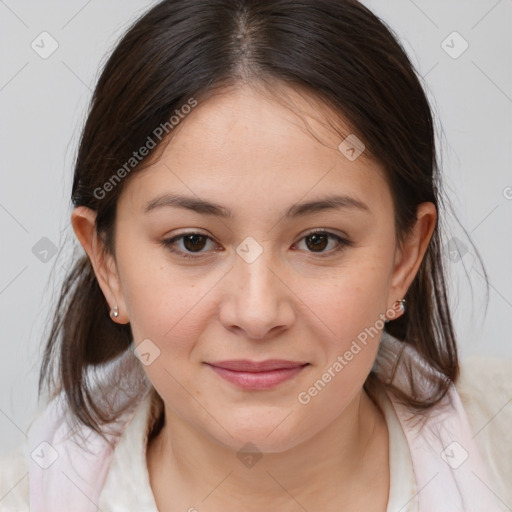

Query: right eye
left=161, top=232, right=220, bottom=259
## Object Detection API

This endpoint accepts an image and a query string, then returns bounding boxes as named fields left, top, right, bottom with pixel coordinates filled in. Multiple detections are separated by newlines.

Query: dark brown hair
left=39, top=0, right=487, bottom=438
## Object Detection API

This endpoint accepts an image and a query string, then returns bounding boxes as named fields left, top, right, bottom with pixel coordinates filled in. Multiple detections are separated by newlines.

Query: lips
left=205, top=359, right=309, bottom=390
left=207, top=359, right=308, bottom=372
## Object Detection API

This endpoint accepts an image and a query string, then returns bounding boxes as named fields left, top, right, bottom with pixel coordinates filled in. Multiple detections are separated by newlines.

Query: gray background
left=1, top=0, right=511, bottom=456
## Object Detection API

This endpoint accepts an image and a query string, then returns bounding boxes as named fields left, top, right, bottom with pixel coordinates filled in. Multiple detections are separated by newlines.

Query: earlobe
left=387, top=202, right=437, bottom=311
left=71, top=206, right=129, bottom=324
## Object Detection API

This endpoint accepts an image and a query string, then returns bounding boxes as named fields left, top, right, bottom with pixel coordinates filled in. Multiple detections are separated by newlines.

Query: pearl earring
left=110, top=306, right=119, bottom=318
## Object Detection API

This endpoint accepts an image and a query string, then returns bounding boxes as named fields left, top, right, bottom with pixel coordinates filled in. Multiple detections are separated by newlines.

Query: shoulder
left=456, top=354, right=512, bottom=424
left=455, top=354, right=512, bottom=507
left=0, top=445, right=30, bottom=511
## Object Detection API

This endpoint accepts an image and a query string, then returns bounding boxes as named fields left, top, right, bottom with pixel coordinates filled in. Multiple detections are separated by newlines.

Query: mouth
left=205, top=359, right=310, bottom=390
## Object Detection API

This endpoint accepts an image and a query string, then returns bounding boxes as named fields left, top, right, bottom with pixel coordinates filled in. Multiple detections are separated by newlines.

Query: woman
left=1, top=0, right=511, bottom=511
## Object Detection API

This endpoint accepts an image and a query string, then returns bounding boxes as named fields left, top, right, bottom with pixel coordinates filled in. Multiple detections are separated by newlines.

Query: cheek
left=294, top=266, right=390, bottom=425
left=306, top=257, right=392, bottom=354
left=123, top=272, right=215, bottom=409
left=114, top=238, right=204, bottom=342
left=124, top=272, right=214, bottom=349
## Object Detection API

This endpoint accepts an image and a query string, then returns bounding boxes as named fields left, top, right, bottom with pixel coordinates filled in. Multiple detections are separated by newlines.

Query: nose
left=219, top=248, right=296, bottom=340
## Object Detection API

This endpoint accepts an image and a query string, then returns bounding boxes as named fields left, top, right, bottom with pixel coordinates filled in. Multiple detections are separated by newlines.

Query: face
left=77, top=83, right=432, bottom=453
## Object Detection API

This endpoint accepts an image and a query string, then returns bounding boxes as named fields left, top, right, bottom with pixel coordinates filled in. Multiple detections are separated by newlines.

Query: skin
left=72, top=83, right=436, bottom=511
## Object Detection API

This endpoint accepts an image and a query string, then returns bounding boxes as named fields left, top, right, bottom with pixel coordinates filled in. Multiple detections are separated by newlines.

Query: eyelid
left=300, top=227, right=350, bottom=241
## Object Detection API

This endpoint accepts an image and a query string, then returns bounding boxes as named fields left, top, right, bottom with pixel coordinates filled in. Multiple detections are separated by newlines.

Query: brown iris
left=305, top=233, right=329, bottom=252
left=183, top=234, right=208, bottom=252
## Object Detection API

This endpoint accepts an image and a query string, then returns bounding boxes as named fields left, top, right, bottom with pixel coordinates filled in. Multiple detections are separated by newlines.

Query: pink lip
left=206, top=360, right=309, bottom=390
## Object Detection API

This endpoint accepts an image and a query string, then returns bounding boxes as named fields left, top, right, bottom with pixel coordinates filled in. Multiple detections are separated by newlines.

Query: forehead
left=119, top=84, right=392, bottom=218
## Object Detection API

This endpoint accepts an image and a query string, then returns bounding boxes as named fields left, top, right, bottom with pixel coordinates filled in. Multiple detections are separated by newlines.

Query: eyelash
left=161, top=229, right=353, bottom=260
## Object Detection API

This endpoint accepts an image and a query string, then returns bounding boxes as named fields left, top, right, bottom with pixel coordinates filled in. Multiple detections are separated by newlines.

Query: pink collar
left=28, top=334, right=501, bottom=511
left=373, top=334, right=501, bottom=511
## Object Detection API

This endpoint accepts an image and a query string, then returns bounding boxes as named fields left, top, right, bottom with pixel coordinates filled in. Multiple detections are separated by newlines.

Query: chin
left=208, top=419, right=308, bottom=455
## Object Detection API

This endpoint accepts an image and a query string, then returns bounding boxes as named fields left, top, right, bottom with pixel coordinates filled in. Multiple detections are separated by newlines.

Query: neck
left=147, top=389, right=389, bottom=511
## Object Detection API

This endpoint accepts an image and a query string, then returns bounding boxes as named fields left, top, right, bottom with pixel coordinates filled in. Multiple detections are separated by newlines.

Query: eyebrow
left=144, top=193, right=370, bottom=218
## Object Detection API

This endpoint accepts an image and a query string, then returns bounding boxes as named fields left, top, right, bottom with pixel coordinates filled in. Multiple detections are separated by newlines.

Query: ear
left=71, top=206, right=129, bottom=324
left=387, top=202, right=437, bottom=314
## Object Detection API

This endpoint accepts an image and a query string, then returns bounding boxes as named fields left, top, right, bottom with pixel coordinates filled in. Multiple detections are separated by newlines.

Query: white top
left=1, top=355, right=511, bottom=511
left=99, top=379, right=420, bottom=512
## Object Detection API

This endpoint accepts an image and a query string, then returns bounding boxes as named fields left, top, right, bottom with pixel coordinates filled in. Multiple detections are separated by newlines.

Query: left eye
left=293, top=230, right=350, bottom=254
left=162, top=230, right=351, bottom=259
